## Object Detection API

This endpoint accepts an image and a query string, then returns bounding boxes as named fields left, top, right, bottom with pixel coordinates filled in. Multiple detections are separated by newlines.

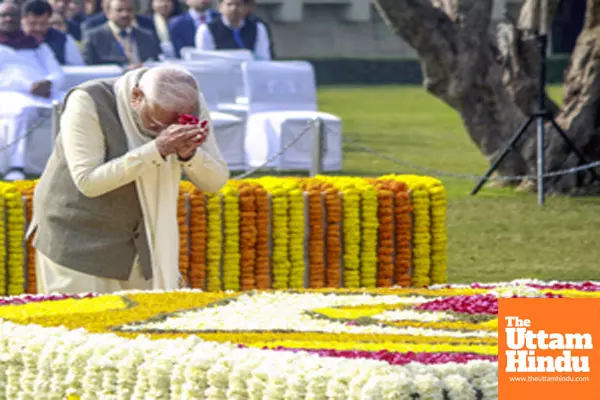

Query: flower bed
left=0, top=280, right=598, bottom=398
left=3, top=175, right=447, bottom=296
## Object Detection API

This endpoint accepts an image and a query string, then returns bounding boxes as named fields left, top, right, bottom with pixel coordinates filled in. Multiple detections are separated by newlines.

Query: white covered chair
left=60, top=65, right=124, bottom=91
left=145, top=60, right=247, bottom=170
left=0, top=92, right=58, bottom=176
left=180, top=47, right=249, bottom=117
left=242, top=61, right=342, bottom=171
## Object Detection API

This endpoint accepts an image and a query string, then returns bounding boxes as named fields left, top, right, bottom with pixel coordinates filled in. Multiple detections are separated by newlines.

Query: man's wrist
left=177, top=150, right=196, bottom=162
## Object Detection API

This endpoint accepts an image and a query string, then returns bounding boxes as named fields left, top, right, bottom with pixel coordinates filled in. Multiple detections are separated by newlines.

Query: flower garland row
left=0, top=176, right=447, bottom=295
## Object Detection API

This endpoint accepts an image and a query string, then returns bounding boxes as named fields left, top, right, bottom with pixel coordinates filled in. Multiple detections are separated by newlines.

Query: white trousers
left=35, top=250, right=153, bottom=294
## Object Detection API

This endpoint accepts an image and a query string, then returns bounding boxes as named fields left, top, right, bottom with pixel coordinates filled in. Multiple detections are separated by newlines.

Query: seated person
left=169, top=0, right=217, bottom=59
left=21, top=0, right=84, bottom=65
left=242, top=0, right=273, bottom=59
left=48, top=0, right=81, bottom=40
left=81, top=0, right=159, bottom=44
left=82, top=0, right=161, bottom=67
left=151, top=0, right=175, bottom=58
left=194, top=0, right=270, bottom=60
left=0, top=2, right=65, bottom=181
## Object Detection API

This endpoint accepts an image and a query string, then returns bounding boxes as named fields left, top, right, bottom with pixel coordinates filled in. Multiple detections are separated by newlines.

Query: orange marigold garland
left=375, top=183, right=394, bottom=288
left=254, top=185, right=270, bottom=289
left=324, top=186, right=342, bottom=287
left=304, top=182, right=325, bottom=289
left=238, top=183, right=257, bottom=290
left=394, top=187, right=412, bottom=287
left=188, top=189, right=207, bottom=290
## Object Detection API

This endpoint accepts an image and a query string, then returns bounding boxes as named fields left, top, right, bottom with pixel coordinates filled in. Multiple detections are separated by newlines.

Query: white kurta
left=35, top=89, right=229, bottom=294
left=0, top=43, right=65, bottom=173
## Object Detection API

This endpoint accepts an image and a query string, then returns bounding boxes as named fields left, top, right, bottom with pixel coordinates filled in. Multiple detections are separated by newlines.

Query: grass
left=316, top=85, right=600, bottom=283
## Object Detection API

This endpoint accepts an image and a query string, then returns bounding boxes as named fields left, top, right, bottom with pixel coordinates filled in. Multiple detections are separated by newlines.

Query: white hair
left=138, top=65, right=199, bottom=112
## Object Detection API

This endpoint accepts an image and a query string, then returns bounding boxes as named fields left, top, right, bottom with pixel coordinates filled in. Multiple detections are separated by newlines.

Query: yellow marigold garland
left=237, top=182, right=257, bottom=290
left=0, top=191, right=5, bottom=295
left=205, top=192, right=222, bottom=292
left=12, top=180, right=37, bottom=294
left=1, top=183, right=26, bottom=295
left=391, top=175, right=448, bottom=285
left=359, top=183, right=378, bottom=289
left=287, top=180, right=305, bottom=289
left=384, top=175, right=431, bottom=287
left=256, top=178, right=290, bottom=289
left=0, top=176, right=448, bottom=294
left=428, top=181, right=448, bottom=284
left=188, top=189, right=207, bottom=290
left=221, top=184, right=240, bottom=291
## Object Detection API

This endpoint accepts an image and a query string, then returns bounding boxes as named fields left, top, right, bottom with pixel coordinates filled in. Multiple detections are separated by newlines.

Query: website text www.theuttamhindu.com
left=508, top=376, right=590, bottom=383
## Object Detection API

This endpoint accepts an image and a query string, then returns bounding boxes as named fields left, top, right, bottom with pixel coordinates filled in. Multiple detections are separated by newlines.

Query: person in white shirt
left=21, top=0, right=84, bottom=65
left=30, top=65, right=229, bottom=294
left=194, top=0, right=271, bottom=61
left=0, top=1, right=65, bottom=181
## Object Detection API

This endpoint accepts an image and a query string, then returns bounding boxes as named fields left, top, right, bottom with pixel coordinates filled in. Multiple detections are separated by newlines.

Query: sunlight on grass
left=317, top=85, right=600, bottom=283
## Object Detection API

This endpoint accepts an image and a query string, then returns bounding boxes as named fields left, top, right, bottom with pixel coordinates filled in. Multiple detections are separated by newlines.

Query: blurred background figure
left=82, top=0, right=161, bottom=67
left=241, top=0, right=272, bottom=59
left=136, top=0, right=181, bottom=17
left=21, top=0, right=84, bottom=65
left=82, top=0, right=102, bottom=18
left=49, top=10, right=68, bottom=32
left=195, top=0, right=270, bottom=60
left=151, top=0, right=175, bottom=58
left=65, top=0, right=86, bottom=24
left=81, top=0, right=159, bottom=45
left=0, top=1, right=64, bottom=181
left=47, top=0, right=82, bottom=40
left=169, top=0, right=216, bottom=58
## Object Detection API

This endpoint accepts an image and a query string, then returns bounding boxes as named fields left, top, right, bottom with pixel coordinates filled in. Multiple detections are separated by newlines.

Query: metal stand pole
left=470, top=0, right=600, bottom=205
left=51, top=101, right=61, bottom=140
left=310, top=118, right=324, bottom=177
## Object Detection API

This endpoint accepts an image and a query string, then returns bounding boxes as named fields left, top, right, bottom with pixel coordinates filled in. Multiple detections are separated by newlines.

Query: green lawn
left=317, top=85, right=600, bottom=283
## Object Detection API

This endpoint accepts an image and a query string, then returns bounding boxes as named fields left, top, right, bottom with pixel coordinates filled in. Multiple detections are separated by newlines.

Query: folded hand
left=30, top=80, right=52, bottom=98
left=154, top=121, right=209, bottom=159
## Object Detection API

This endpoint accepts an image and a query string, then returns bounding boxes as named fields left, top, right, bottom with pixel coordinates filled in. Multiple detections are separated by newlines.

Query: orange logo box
left=499, top=298, right=600, bottom=400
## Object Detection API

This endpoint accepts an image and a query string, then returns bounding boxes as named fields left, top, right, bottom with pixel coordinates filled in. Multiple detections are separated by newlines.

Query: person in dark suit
left=195, top=0, right=270, bottom=60
left=82, top=0, right=161, bottom=68
left=47, top=0, right=82, bottom=40
left=242, top=0, right=273, bottom=59
left=21, top=0, right=85, bottom=64
left=168, top=0, right=217, bottom=58
left=81, top=0, right=159, bottom=43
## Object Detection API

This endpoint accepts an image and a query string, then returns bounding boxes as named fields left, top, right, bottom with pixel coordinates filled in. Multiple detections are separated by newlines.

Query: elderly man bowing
left=29, top=65, right=229, bottom=294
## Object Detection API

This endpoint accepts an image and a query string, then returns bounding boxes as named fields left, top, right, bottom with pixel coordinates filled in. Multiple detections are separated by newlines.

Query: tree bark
left=373, top=0, right=600, bottom=194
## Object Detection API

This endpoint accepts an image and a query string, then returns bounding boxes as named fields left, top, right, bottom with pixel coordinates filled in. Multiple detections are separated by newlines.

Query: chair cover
left=61, top=65, right=124, bottom=91
left=180, top=48, right=250, bottom=112
left=0, top=91, right=62, bottom=176
left=242, top=61, right=343, bottom=171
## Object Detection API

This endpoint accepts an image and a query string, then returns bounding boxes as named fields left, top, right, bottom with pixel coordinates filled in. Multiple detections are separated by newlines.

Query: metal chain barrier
left=4, top=110, right=600, bottom=183
left=340, top=133, right=600, bottom=181
left=0, top=111, right=52, bottom=154
left=232, top=119, right=317, bottom=180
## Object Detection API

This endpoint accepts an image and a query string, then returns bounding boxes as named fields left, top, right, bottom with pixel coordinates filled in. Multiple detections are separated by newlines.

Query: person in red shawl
left=0, top=1, right=65, bottom=180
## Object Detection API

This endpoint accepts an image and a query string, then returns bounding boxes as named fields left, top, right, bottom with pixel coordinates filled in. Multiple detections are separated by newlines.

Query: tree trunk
left=373, top=0, right=600, bottom=194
